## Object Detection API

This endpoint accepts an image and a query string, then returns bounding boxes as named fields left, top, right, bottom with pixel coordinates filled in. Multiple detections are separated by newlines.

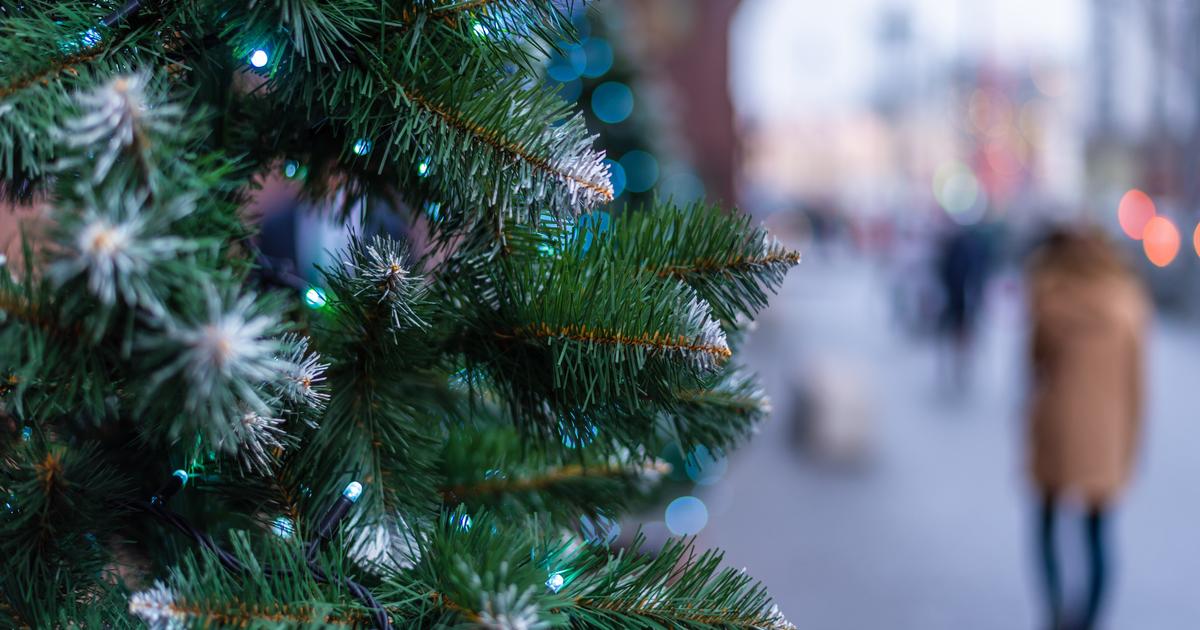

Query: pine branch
left=438, top=428, right=669, bottom=522
left=560, top=536, right=796, bottom=629
left=442, top=460, right=668, bottom=500
left=0, top=440, right=129, bottom=627
left=660, top=366, right=771, bottom=453
left=582, top=202, right=801, bottom=321
left=403, top=84, right=614, bottom=206
left=505, top=322, right=731, bottom=363
left=462, top=250, right=728, bottom=429
left=0, top=49, right=106, bottom=102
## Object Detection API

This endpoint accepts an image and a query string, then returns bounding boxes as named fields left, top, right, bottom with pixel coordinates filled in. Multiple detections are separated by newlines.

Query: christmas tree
left=0, top=1, right=800, bottom=627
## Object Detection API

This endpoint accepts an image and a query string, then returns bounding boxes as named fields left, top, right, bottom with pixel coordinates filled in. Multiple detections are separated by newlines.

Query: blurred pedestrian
left=1026, top=228, right=1149, bottom=630
left=935, top=224, right=992, bottom=390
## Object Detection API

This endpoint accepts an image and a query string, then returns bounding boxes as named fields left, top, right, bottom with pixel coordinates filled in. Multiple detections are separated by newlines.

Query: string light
left=314, top=480, right=364, bottom=542
left=352, top=138, right=372, bottom=156
left=283, top=160, right=299, bottom=179
left=272, top=516, right=295, bottom=538
left=129, top=474, right=392, bottom=629
left=416, top=158, right=431, bottom=177
left=151, top=469, right=189, bottom=505
left=303, top=286, right=327, bottom=309
left=249, top=49, right=269, bottom=68
left=546, top=573, right=565, bottom=593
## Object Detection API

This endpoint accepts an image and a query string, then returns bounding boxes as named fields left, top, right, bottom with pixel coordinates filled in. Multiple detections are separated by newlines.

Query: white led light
left=249, top=49, right=269, bottom=68
left=343, top=481, right=363, bottom=502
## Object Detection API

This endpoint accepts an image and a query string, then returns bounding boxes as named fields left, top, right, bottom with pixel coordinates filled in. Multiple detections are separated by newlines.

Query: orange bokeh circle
left=1118, top=189, right=1156, bottom=240
left=1143, top=216, right=1180, bottom=267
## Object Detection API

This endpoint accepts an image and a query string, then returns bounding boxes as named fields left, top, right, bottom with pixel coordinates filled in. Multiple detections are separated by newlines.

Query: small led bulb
left=343, top=481, right=363, bottom=503
left=173, top=470, right=189, bottom=487
left=249, top=49, right=269, bottom=68
left=546, top=573, right=565, bottom=593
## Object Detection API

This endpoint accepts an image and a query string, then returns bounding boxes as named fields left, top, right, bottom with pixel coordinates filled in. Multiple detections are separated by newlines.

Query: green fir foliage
left=0, top=0, right=799, bottom=627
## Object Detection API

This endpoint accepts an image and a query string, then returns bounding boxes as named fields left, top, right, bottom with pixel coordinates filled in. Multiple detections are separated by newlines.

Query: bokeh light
left=665, top=496, right=708, bottom=535
left=577, top=210, right=610, bottom=252
left=933, top=161, right=984, bottom=223
left=619, top=150, right=658, bottom=193
left=1194, top=223, right=1200, bottom=259
left=591, top=81, right=634, bottom=124
left=1142, top=216, right=1180, bottom=267
left=547, top=44, right=587, bottom=82
left=554, top=78, right=583, bottom=103
left=684, top=445, right=728, bottom=486
left=603, top=158, right=626, bottom=198
left=659, top=170, right=706, bottom=204
left=582, top=38, right=614, bottom=78
left=1118, top=189, right=1156, bottom=240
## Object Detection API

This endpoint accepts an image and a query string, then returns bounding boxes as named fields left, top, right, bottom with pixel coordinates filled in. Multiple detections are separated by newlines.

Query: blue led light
left=173, top=469, right=189, bottom=487
left=303, top=287, right=327, bottom=309
left=81, top=28, right=103, bottom=48
left=417, top=158, right=431, bottom=177
left=249, top=49, right=269, bottom=68
left=472, top=21, right=490, bottom=38
left=272, top=516, right=294, bottom=538
left=343, top=481, right=363, bottom=502
left=21, top=426, right=31, bottom=441
left=352, top=138, right=372, bottom=156
left=546, top=573, right=565, bottom=593
left=283, top=160, right=299, bottom=178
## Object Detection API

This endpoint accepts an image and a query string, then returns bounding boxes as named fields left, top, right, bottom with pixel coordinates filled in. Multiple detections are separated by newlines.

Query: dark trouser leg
left=1038, top=493, right=1063, bottom=629
left=1080, top=507, right=1108, bottom=630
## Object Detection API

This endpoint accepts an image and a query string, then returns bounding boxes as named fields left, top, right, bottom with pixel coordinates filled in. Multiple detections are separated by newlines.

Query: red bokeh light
left=1118, top=189, right=1156, bottom=240
left=1142, top=216, right=1180, bottom=267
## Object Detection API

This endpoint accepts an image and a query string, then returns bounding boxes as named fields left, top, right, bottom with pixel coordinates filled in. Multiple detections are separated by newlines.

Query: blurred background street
left=566, top=0, right=1200, bottom=626
left=698, top=253, right=1200, bottom=628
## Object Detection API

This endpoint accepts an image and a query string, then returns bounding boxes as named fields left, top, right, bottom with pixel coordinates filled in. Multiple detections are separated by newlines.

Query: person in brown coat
left=1026, top=228, right=1149, bottom=630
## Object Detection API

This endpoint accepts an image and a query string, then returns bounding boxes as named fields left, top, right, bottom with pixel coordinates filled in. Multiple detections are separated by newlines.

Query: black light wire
left=125, top=473, right=394, bottom=629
